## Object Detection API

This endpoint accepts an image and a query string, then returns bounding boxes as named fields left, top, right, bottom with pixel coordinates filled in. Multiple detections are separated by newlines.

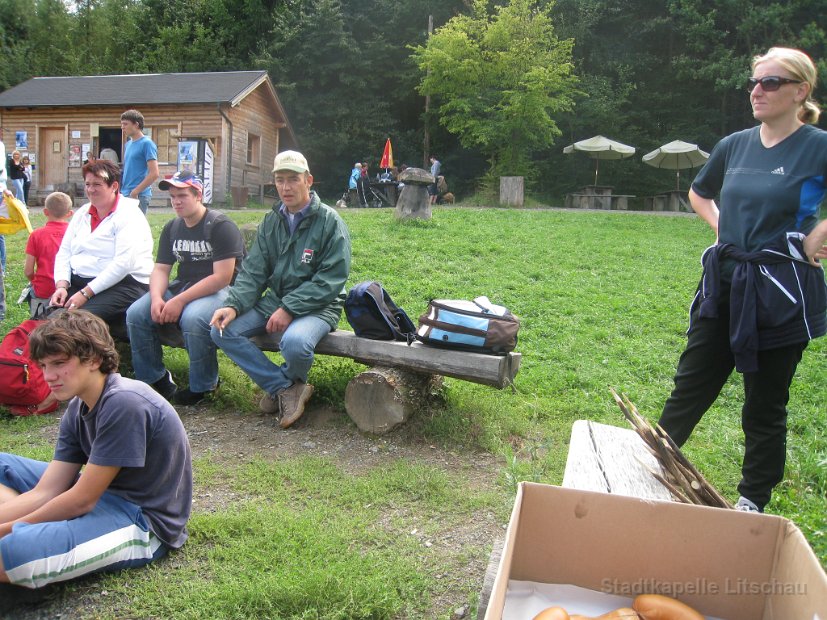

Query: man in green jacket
left=210, top=151, right=351, bottom=428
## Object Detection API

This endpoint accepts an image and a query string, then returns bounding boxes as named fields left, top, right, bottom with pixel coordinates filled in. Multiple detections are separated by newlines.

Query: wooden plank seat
left=127, top=323, right=521, bottom=434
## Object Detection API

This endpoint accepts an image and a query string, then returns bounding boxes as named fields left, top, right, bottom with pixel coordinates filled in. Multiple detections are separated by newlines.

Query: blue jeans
left=137, top=195, right=151, bottom=214
left=0, top=234, right=5, bottom=272
left=126, top=287, right=229, bottom=393
left=210, top=308, right=330, bottom=396
left=0, top=454, right=167, bottom=588
left=10, top=178, right=25, bottom=203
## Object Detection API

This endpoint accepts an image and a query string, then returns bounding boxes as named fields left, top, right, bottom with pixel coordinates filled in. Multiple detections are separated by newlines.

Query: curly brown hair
left=29, top=310, right=119, bottom=374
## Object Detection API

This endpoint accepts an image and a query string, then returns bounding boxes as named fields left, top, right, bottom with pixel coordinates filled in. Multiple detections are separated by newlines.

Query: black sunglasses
left=746, top=76, right=802, bottom=92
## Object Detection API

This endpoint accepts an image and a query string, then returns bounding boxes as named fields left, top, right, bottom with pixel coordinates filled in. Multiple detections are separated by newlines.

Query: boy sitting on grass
left=24, top=191, right=73, bottom=317
left=0, top=310, right=192, bottom=606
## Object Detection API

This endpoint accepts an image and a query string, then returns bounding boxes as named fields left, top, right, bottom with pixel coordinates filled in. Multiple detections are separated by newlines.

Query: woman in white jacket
left=51, top=160, right=153, bottom=323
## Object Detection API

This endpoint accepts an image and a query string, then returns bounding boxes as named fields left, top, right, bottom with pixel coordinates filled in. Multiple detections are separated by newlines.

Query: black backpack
left=345, top=281, right=416, bottom=342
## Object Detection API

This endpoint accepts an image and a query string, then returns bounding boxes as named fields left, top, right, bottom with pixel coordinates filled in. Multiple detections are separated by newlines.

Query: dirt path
left=10, top=403, right=506, bottom=620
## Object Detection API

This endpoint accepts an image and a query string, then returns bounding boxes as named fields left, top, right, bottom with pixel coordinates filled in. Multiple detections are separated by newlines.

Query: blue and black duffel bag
left=416, top=297, right=519, bottom=354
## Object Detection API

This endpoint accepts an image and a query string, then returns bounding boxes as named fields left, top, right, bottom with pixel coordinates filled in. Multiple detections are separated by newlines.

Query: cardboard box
left=485, top=483, right=827, bottom=620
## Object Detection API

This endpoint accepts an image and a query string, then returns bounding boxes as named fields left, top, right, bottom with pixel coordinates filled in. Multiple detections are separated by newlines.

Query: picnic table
left=371, top=180, right=397, bottom=206
left=564, top=185, right=635, bottom=210
left=643, top=190, right=691, bottom=213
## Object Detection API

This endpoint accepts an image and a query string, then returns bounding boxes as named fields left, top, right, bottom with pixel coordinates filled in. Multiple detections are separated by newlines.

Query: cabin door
left=39, top=128, right=66, bottom=189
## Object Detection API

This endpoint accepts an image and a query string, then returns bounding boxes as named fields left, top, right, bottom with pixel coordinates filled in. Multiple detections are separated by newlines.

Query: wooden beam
left=251, top=330, right=520, bottom=389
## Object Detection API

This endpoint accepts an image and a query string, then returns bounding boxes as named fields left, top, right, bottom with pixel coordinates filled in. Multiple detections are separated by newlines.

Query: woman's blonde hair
left=753, top=47, right=821, bottom=124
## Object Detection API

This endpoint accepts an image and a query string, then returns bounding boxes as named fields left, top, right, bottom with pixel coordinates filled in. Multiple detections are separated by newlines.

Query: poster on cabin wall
left=178, top=141, right=196, bottom=170
left=69, top=145, right=81, bottom=167
left=15, top=131, right=27, bottom=150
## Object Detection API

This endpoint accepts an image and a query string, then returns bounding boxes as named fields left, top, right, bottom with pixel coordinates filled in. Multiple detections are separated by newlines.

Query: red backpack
left=0, top=319, right=58, bottom=416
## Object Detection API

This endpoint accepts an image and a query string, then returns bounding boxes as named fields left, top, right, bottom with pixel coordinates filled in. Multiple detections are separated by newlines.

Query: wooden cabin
left=0, top=71, right=296, bottom=206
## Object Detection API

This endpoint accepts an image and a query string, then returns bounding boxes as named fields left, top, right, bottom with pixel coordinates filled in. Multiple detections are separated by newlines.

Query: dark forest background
left=2, top=0, right=825, bottom=201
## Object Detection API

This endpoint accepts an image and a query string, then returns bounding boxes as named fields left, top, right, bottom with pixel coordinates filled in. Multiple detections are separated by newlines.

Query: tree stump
left=344, top=366, right=442, bottom=434
left=395, top=167, right=433, bottom=220
left=499, top=176, right=524, bottom=207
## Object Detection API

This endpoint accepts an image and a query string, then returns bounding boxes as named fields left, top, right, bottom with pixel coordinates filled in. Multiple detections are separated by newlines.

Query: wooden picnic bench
left=109, top=222, right=520, bottom=432
left=564, top=193, right=636, bottom=210
left=476, top=419, right=671, bottom=619
left=143, top=324, right=521, bottom=434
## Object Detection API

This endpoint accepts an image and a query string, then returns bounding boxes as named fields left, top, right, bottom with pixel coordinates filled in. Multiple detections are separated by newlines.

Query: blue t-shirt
left=121, top=136, right=158, bottom=198
left=54, top=373, right=192, bottom=548
left=692, top=124, right=827, bottom=252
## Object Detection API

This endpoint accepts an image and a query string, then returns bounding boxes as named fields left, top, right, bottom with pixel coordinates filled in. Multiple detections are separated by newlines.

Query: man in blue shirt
left=120, top=110, right=159, bottom=215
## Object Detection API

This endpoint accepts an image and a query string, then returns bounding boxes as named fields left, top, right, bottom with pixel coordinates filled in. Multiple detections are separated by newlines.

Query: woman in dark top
left=8, top=151, right=25, bottom=203
left=658, top=47, right=827, bottom=514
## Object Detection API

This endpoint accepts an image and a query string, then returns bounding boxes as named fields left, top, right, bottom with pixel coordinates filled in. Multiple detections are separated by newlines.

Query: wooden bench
left=145, top=324, right=521, bottom=434
left=476, top=419, right=670, bottom=618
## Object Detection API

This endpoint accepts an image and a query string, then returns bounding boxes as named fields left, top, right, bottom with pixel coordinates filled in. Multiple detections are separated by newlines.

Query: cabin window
left=152, top=125, right=178, bottom=165
left=247, top=133, right=261, bottom=167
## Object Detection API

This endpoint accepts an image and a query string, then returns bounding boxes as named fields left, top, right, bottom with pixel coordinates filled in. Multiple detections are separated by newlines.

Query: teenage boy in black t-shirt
left=126, top=171, right=244, bottom=405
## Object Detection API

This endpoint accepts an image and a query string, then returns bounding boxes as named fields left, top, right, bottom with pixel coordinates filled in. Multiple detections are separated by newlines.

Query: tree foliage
left=0, top=0, right=825, bottom=199
left=413, top=0, right=577, bottom=181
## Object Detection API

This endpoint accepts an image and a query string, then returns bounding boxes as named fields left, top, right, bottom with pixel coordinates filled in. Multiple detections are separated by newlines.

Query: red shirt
left=25, top=220, right=69, bottom=298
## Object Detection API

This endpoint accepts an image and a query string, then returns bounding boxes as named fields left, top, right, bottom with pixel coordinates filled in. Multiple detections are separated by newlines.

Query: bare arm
left=0, top=462, right=119, bottom=538
left=129, top=159, right=160, bottom=199
left=0, top=461, right=80, bottom=530
left=159, top=258, right=235, bottom=323
left=24, top=254, right=36, bottom=281
left=688, top=188, right=720, bottom=242
left=803, top=218, right=827, bottom=266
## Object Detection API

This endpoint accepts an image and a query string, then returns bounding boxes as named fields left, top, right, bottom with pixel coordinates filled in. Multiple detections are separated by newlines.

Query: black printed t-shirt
left=692, top=124, right=827, bottom=252
left=156, top=210, right=245, bottom=287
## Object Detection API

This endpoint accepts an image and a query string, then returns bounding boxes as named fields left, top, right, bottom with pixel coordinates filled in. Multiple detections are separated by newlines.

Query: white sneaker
left=735, top=497, right=761, bottom=513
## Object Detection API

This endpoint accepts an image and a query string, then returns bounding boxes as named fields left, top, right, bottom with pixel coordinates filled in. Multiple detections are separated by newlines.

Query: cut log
left=345, top=366, right=442, bottom=434
left=499, top=176, right=524, bottom=207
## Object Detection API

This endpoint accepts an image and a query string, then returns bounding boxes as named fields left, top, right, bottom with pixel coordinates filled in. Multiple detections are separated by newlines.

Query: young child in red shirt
left=24, top=192, right=73, bottom=317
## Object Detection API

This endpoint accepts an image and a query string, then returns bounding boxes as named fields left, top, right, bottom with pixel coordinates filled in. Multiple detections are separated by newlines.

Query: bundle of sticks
left=611, top=388, right=733, bottom=509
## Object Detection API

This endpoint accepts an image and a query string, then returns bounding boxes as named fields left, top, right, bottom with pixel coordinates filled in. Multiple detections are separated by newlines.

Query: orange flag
left=380, top=138, right=394, bottom=169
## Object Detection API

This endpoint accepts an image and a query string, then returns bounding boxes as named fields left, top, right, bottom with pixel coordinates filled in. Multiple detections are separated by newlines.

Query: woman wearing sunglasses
left=658, top=47, right=827, bottom=514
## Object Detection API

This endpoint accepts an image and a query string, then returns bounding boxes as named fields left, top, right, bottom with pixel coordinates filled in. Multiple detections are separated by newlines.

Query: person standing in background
left=428, top=155, right=441, bottom=205
left=8, top=151, right=26, bottom=204
left=21, top=156, right=32, bottom=205
left=120, top=110, right=159, bottom=215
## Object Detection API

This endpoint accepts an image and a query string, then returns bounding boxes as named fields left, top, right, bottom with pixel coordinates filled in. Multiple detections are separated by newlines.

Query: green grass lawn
left=0, top=205, right=824, bottom=618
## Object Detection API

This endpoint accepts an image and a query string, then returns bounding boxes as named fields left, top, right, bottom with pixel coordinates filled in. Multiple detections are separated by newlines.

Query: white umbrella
left=563, top=135, right=636, bottom=185
left=642, top=140, right=709, bottom=190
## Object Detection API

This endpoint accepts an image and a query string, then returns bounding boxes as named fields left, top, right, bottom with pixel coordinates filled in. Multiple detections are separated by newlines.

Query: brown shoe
left=278, top=382, right=314, bottom=428
left=259, top=392, right=280, bottom=414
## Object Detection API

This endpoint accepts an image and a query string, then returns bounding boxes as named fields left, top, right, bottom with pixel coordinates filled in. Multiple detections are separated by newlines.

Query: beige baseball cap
left=273, top=150, right=310, bottom=174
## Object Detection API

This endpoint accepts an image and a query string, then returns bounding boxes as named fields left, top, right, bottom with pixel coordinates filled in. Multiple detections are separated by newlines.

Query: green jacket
left=224, top=192, right=351, bottom=328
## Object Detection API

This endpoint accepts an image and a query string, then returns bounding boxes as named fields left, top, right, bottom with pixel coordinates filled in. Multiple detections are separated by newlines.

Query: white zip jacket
left=54, top=196, right=154, bottom=293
